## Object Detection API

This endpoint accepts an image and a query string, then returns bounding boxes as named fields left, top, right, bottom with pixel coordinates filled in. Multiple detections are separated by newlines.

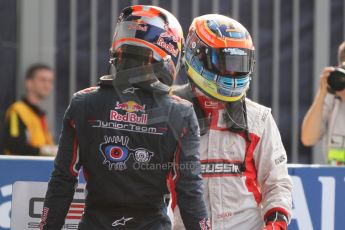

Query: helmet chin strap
left=223, top=98, right=247, bottom=131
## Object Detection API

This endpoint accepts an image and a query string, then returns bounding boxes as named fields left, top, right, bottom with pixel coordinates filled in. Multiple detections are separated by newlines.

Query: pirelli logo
left=200, top=159, right=242, bottom=177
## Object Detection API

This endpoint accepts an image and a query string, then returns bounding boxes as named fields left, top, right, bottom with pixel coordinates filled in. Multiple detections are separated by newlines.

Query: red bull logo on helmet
left=157, top=37, right=178, bottom=57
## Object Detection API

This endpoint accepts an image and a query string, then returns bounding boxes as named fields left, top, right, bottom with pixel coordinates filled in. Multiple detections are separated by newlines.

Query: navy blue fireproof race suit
left=40, top=77, right=209, bottom=230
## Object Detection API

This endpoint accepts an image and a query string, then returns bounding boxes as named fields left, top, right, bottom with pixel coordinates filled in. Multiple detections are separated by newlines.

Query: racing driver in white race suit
left=172, top=15, right=292, bottom=230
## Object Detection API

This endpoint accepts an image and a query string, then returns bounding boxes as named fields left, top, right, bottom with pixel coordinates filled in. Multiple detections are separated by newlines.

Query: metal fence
left=1, top=0, right=344, bottom=163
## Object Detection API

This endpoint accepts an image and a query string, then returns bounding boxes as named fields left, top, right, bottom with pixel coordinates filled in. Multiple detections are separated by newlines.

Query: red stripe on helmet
left=194, top=18, right=254, bottom=49
left=131, top=5, right=161, bottom=18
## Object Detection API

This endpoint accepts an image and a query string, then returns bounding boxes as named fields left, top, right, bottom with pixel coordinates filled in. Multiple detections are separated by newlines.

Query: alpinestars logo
left=201, top=159, right=242, bottom=177
left=122, top=87, right=139, bottom=94
left=112, top=217, right=133, bottom=227
left=99, top=136, right=154, bottom=171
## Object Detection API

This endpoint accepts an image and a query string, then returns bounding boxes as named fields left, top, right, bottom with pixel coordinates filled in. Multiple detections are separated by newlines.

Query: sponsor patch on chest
left=200, top=159, right=242, bottom=177
left=99, top=136, right=154, bottom=171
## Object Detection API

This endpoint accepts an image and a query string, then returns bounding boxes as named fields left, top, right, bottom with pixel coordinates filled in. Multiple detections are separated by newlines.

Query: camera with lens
left=328, top=66, right=345, bottom=93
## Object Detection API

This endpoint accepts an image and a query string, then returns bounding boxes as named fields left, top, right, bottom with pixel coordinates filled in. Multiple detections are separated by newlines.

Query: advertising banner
left=11, top=182, right=85, bottom=230
left=289, top=165, right=345, bottom=230
left=0, top=156, right=55, bottom=229
left=1, top=156, right=345, bottom=230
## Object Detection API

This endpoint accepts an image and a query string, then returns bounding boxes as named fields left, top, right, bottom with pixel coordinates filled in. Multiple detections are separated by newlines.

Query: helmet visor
left=186, top=32, right=254, bottom=76
left=114, top=44, right=156, bottom=62
left=114, top=44, right=176, bottom=86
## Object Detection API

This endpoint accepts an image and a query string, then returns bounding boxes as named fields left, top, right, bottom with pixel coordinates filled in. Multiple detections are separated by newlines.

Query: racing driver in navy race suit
left=40, top=5, right=210, bottom=230
left=173, top=15, right=292, bottom=230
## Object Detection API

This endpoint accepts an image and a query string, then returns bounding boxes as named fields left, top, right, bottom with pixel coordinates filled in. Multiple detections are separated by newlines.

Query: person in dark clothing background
left=3, top=64, right=57, bottom=156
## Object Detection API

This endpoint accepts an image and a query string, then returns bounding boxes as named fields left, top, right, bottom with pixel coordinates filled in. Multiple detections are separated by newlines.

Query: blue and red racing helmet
left=110, top=5, right=184, bottom=87
left=183, top=14, right=255, bottom=102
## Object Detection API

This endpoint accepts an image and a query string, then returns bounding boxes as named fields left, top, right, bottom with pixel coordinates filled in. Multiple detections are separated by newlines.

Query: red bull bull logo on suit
left=115, top=101, right=146, bottom=113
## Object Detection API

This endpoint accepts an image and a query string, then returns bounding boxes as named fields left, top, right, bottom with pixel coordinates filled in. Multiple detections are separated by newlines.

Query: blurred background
left=0, top=0, right=343, bottom=164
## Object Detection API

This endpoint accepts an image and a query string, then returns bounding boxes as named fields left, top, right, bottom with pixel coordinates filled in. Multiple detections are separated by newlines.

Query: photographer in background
left=301, top=42, right=345, bottom=165
left=3, top=64, right=57, bottom=156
